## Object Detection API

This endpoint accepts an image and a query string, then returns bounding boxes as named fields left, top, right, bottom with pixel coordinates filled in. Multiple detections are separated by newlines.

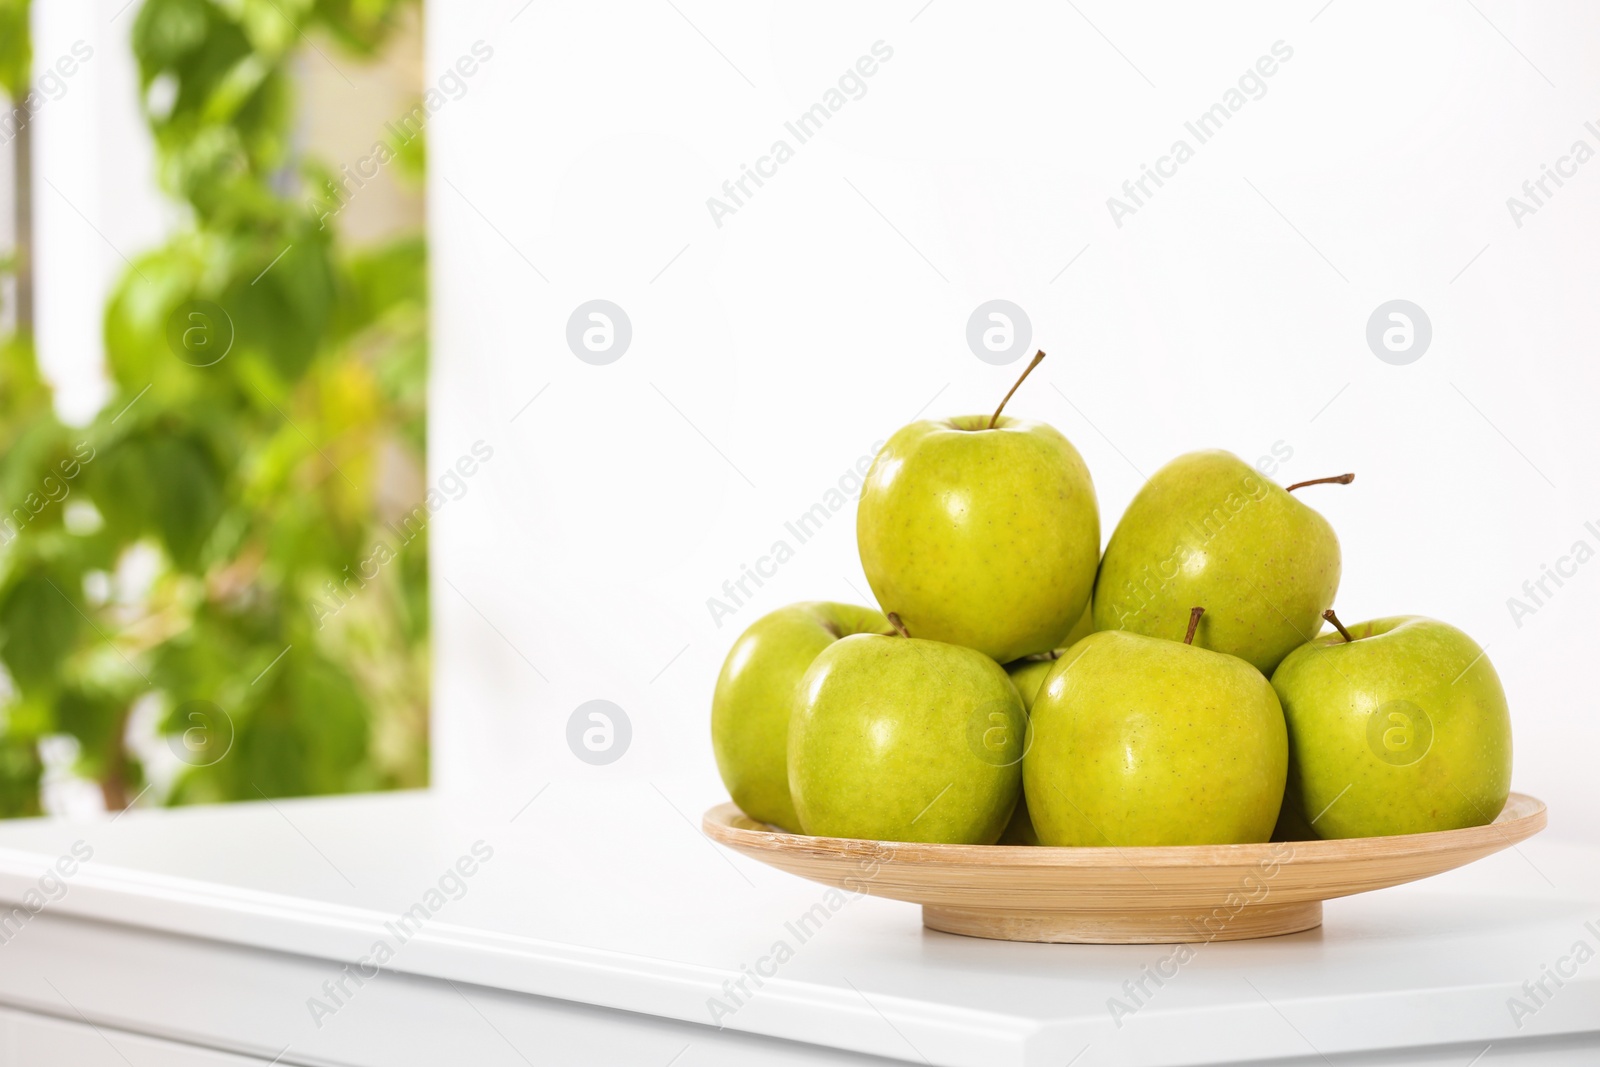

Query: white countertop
left=0, top=782, right=1595, bottom=1066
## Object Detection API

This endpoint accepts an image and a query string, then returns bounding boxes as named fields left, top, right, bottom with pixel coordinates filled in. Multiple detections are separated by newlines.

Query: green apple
left=1270, top=613, right=1512, bottom=839
left=789, top=631, right=1025, bottom=843
left=857, top=353, right=1100, bottom=664
left=712, top=602, right=887, bottom=831
left=998, top=661, right=1052, bottom=846
left=1027, top=612, right=1288, bottom=846
left=997, top=663, right=1048, bottom=844
left=1005, top=601, right=1094, bottom=709
left=1005, top=658, right=1056, bottom=717
left=1093, top=451, right=1351, bottom=674
left=999, top=601, right=1093, bottom=846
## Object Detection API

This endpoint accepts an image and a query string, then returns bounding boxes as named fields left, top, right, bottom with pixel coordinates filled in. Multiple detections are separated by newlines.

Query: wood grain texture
left=922, top=900, right=1324, bottom=944
left=702, top=793, right=1546, bottom=944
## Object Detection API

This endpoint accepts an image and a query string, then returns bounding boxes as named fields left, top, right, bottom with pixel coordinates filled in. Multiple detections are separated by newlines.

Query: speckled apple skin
left=997, top=609, right=1092, bottom=848
left=789, top=634, right=1024, bottom=844
left=1026, top=630, right=1288, bottom=847
left=1004, top=602, right=1095, bottom=711
left=1006, top=659, right=1055, bottom=714
left=857, top=416, right=1099, bottom=664
left=1093, top=449, right=1341, bottom=674
left=711, top=602, right=887, bottom=832
left=1270, top=616, right=1512, bottom=839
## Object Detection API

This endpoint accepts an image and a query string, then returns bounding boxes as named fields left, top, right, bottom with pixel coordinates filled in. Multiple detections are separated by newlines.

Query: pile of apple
left=711, top=353, right=1513, bottom=848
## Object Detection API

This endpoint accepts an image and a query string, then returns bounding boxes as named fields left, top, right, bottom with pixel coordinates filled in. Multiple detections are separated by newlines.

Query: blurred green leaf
left=0, top=568, right=81, bottom=689
left=147, top=435, right=226, bottom=566
left=55, top=685, right=128, bottom=781
left=222, top=238, right=336, bottom=380
left=0, top=0, right=31, bottom=100
left=0, top=737, right=42, bottom=818
left=0, top=0, right=427, bottom=818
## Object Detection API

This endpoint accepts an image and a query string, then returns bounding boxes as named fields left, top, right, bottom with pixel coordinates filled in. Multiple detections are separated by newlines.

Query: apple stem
left=886, top=612, right=911, bottom=639
left=988, top=349, right=1046, bottom=429
left=1323, top=608, right=1355, bottom=643
left=1285, top=472, right=1355, bottom=493
left=1184, top=606, right=1204, bottom=646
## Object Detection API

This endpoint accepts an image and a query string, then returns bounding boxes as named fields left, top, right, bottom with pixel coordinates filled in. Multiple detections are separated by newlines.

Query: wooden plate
left=702, top=793, right=1547, bottom=944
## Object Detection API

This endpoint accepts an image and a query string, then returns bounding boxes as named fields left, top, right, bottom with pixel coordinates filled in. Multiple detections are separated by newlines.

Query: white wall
left=429, top=0, right=1600, bottom=841
left=31, top=0, right=171, bottom=426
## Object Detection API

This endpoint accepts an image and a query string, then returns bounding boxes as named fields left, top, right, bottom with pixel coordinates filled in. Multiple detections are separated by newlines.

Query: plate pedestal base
left=921, top=899, right=1324, bottom=944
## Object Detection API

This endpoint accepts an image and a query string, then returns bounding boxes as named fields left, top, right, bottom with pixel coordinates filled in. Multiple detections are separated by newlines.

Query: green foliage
left=0, top=0, right=30, bottom=99
left=0, top=0, right=427, bottom=815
